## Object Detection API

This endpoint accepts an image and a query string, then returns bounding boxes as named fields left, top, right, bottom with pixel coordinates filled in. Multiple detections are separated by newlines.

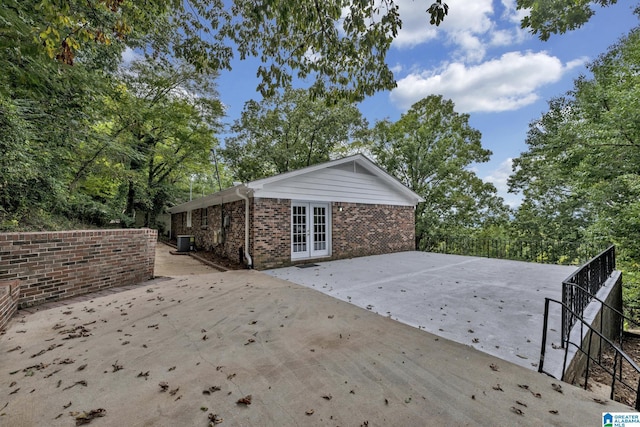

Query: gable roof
left=167, top=154, right=423, bottom=214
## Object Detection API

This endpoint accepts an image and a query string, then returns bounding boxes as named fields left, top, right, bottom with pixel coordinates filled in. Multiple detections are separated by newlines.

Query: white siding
left=254, top=167, right=413, bottom=206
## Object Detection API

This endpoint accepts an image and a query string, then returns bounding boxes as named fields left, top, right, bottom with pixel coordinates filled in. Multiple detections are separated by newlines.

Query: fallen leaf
left=492, top=384, right=503, bottom=392
left=510, top=406, right=524, bottom=416
left=159, top=382, right=169, bottom=392
left=63, top=402, right=72, bottom=409
left=62, top=381, right=87, bottom=391
left=73, top=408, right=105, bottom=425
left=593, top=398, right=607, bottom=405
left=7, top=346, right=21, bottom=352
left=169, top=387, right=180, bottom=396
left=137, top=371, right=149, bottom=380
left=516, top=400, right=527, bottom=407
left=112, top=361, right=123, bottom=372
left=168, top=366, right=176, bottom=371
left=322, top=394, right=332, bottom=400
left=531, top=391, right=541, bottom=398
left=489, top=364, right=499, bottom=372
left=472, top=338, right=480, bottom=343
left=237, top=395, right=252, bottom=405
left=549, top=409, right=559, bottom=415
left=551, top=383, right=563, bottom=394
left=305, top=409, right=314, bottom=415
left=208, top=413, right=223, bottom=424
left=518, top=384, right=529, bottom=390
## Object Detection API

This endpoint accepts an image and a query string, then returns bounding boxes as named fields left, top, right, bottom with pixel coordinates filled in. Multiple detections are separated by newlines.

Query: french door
left=291, top=202, right=330, bottom=259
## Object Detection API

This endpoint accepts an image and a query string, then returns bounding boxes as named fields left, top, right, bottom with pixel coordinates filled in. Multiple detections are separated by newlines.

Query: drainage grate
left=296, top=263, right=319, bottom=269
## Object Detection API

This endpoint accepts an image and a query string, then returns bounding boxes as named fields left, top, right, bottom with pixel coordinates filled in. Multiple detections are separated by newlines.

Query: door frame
left=290, top=201, right=331, bottom=260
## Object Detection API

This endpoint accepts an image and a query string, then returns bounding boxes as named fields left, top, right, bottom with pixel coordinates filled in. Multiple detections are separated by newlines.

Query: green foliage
left=223, top=88, right=368, bottom=182
left=510, top=27, right=640, bottom=318
left=31, top=0, right=450, bottom=102
left=370, top=95, right=509, bottom=248
left=517, top=0, right=631, bottom=41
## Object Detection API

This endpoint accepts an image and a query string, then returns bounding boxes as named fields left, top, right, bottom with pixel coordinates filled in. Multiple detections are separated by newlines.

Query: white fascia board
left=167, top=184, right=250, bottom=214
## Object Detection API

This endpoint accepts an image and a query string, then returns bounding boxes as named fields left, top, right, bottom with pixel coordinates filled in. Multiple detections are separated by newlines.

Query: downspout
left=235, top=187, right=253, bottom=269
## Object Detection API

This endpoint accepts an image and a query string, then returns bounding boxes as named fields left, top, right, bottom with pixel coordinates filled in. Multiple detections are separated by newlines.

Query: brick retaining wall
left=0, top=280, right=19, bottom=331
left=0, top=229, right=157, bottom=319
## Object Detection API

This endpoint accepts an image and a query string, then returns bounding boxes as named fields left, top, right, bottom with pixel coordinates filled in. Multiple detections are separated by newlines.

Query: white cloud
left=121, top=47, right=142, bottom=65
left=483, top=158, right=522, bottom=208
left=390, top=51, right=583, bottom=113
left=392, top=0, right=494, bottom=49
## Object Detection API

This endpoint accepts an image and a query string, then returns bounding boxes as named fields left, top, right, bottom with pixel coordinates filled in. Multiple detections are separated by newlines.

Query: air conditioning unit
left=177, top=235, right=192, bottom=252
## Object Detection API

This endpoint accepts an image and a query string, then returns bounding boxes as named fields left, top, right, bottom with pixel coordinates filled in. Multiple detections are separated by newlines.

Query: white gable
left=168, top=154, right=423, bottom=213
left=252, top=158, right=418, bottom=206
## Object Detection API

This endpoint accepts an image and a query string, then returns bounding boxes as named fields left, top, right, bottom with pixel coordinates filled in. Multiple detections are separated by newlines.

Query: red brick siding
left=251, top=199, right=416, bottom=270
left=0, top=280, right=19, bottom=332
left=331, top=203, right=415, bottom=259
left=251, top=198, right=291, bottom=269
left=171, top=200, right=248, bottom=265
left=0, top=229, right=157, bottom=309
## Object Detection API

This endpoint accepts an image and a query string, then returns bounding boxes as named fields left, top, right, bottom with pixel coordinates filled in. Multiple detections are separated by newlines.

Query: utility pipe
left=235, top=186, right=253, bottom=269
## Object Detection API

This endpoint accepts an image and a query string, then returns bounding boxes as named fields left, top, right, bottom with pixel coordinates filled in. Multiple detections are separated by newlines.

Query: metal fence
left=561, top=245, right=616, bottom=347
left=422, top=236, right=607, bottom=266
left=540, top=297, right=640, bottom=409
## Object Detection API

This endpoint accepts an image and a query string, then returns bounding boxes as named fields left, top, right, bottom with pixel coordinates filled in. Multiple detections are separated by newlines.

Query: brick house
left=168, top=154, right=423, bottom=270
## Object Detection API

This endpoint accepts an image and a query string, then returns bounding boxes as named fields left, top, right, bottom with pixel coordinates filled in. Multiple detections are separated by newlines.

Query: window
left=186, top=210, right=192, bottom=228
left=201, top=207, right=208, bottom=227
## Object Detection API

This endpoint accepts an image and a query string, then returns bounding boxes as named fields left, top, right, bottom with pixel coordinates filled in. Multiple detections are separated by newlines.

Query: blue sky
left=214, top=0, right=639, bottom=207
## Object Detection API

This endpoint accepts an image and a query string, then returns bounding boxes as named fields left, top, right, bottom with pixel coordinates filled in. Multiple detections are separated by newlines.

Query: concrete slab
left=154, top=242, right=221, bottom=277
left=265, top=251, right=577, bottom=371
left=0, top=271, right=627, bottom=426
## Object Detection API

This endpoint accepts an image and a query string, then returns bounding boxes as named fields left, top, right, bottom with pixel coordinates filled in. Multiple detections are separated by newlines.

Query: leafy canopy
left=223, top=88, right=367, bottom=182
left=370, top=95, right=509, bottom=248
left=517, top=0, right=638, bottom=41
left=32, top=0, right=450, bottom=101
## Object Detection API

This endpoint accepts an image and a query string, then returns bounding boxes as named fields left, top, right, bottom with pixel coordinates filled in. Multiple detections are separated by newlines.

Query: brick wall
left=0, top=280, right=19, bottom=331
left=252, top=198, right=290, bottom=269
left=331, top=203, right=415, bottom=259
left=0, top=229, right=157, bottom=309
left=171, top=200, right=248, bottom=265
left=251, top=199, right=416, bottom=270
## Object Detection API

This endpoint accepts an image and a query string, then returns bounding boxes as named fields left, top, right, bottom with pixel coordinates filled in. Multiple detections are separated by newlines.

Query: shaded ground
left=154, top=242, right=221, bottom=276
left=0, top=270, right=630, bottom=426
left=585, top=333, right=640, bottom=408
left=163, top=239, right=245, bottom=271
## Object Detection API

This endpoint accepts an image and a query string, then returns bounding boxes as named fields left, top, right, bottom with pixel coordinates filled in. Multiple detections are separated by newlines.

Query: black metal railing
left=561, top=245, right=616, bottom=347
left=539, top=298, right=640, bottom=409
left=422, top=236, right=606, bottom=266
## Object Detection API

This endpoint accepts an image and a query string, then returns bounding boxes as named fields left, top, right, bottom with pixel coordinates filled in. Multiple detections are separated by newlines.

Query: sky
left=214, top=0, right=639, bottom=208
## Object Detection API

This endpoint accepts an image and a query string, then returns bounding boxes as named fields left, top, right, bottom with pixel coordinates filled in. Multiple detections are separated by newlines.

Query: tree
left=509, top=27, right=640, bottom=316
left=30, top=0, right=449, bottom=101
left=223, top=88, right=368, bottom=182
left=101, top=58, right=224, bottom=226
left=370, top=95, right=509, bottom=249
left=517, top=0, right=638, bottom=41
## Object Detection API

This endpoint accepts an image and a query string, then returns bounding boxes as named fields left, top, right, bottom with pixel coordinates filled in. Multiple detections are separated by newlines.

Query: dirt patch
left=581, top=333, right=640, bottom=408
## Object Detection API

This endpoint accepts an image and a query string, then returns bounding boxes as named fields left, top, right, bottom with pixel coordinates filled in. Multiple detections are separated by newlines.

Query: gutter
left=235, top=187, right=253, bottom=269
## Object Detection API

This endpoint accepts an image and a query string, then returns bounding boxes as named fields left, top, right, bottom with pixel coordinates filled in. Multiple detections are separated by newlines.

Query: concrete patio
left=0, top=245, right=629, bottom=426
left=266, top=251, right=577, bottom=371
